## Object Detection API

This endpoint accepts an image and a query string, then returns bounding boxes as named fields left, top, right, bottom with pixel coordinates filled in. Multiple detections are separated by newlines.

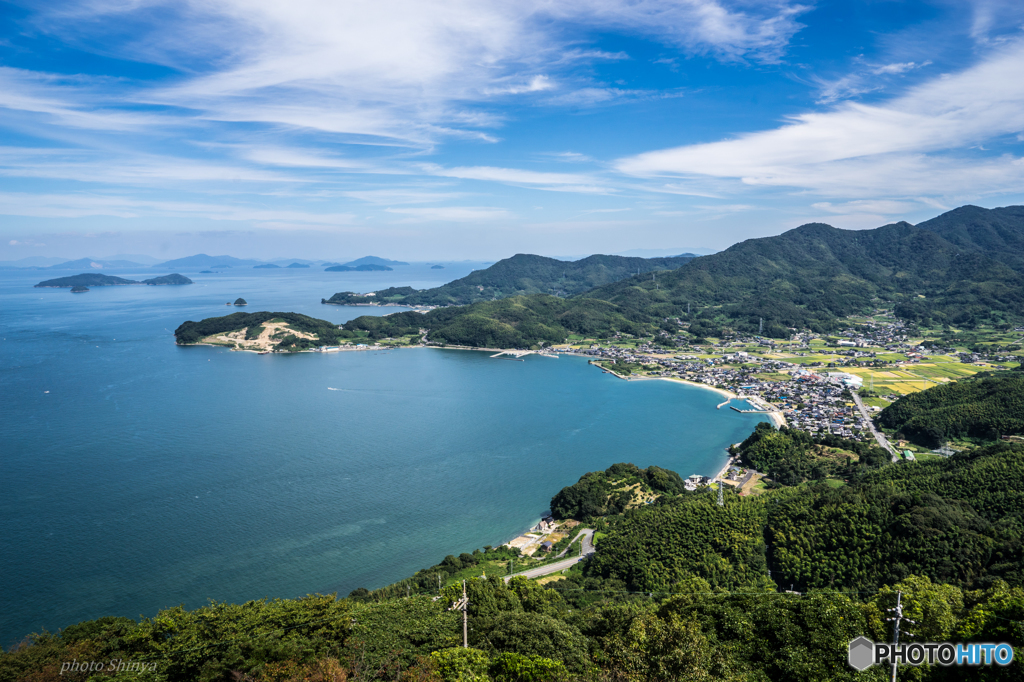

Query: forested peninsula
left=337, top=205, right=1024, bottom=347
left=174, top=312, right=345, bottom=351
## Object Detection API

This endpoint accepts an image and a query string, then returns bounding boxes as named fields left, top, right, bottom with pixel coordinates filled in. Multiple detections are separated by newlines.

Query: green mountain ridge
left=343, top=205, right=1024, bottom=346
left=326, top=253, right=696, bottom=307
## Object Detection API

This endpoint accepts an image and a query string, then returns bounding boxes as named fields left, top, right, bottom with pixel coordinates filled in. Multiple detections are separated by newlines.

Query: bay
left=0, top=266, right=763, bottom=646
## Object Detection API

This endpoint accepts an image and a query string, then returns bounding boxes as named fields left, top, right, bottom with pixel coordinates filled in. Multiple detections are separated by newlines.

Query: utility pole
left=448, top=580, right=470, bottom=649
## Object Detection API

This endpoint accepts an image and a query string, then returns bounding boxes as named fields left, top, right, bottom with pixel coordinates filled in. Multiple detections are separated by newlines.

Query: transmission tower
left=885, top=590, right=917, bottom=682
left=718, top=479, right=724, bottom=506
left=759, top=318, right=764, bottom=335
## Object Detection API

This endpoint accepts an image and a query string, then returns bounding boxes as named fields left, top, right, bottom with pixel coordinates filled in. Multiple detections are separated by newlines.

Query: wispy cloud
left=0, top=191, right=356, bottom=225
left=384, top=206, right=512, bottom=222
left=617, top=39, right=1024, bottom=202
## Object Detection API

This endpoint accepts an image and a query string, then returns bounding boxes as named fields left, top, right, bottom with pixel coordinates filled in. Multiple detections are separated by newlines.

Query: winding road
left=503, top=528, right=595, bottom=583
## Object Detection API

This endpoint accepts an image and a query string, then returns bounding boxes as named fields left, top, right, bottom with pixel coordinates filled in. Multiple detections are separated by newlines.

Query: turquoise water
left=0, top=267, right=763, bottom=646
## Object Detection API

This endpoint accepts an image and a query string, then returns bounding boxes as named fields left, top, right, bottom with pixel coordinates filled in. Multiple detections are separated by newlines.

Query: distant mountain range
left=339, top=205, right=1024, bottom=348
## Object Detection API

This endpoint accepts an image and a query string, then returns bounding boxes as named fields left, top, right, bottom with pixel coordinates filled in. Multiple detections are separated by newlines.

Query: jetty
left=490, top=350, right=559, bottom=359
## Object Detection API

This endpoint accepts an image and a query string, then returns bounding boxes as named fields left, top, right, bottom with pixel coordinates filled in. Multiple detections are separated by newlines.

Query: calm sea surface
left=0, top=265, right=763, bottom=646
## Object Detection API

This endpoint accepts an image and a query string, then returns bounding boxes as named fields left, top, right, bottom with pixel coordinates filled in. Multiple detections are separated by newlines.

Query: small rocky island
left=430, top=264, right=445, bottom=269
left=234, top=298, right=247, bottom=306
left=70, top=286, right=89, bottom=293
left=35, top=273, right=193, bottom=288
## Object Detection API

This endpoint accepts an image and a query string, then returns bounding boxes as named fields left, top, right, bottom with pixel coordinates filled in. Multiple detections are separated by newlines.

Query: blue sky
left=3, top=0, right=1024, bottom=261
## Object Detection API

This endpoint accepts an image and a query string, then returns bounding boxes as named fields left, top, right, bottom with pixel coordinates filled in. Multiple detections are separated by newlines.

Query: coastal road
left=504, top=529, right=595, bottom=583
left=852, top=391, right=899, bottom=462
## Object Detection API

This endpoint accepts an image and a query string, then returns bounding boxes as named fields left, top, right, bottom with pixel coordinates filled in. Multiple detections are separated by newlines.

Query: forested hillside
left=326, top=253, right=694, bottom=308
left=877, top=373, right=1024, bottom=446
left=585, top=442, right=1024, bottom=595
left=917, top=204, right=1024, bottom=272
left=549, top=462, right=686, bottom=519
left=342, top=295, right=642, bottom=347
left=586, top=215, right=1024, bottom=336
left=735, top=422, right=891, bottom=485
left=341, top=205, right=1024, bottom=346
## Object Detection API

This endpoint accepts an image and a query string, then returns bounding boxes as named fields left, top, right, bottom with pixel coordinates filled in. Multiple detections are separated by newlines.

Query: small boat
left=258, top=351, right=269, bottom=355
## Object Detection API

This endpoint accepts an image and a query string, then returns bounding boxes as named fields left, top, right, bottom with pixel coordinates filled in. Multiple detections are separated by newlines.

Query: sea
left=0, top=264, right=765, bottom=647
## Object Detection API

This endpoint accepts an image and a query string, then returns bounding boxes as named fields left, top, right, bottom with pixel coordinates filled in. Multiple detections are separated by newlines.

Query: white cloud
left=20, top=0, right=806, bottom=147
left=422, top=164, right=609, bottom=193
left=872, top=61, right=930, bottom=75
left=616, top=39, right=1024, bottom=200
left=485, top=75, right=555, bottom=96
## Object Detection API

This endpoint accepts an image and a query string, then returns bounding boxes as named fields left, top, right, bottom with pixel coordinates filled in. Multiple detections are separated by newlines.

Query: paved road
left=852, top=391, right=899, bottom=462
left=504, top=529, right=594, bottom=583
left=554, top=528, right=594, bottom=558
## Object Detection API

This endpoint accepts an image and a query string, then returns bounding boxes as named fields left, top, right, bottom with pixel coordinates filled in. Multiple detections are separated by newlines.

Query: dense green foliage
left=549, top=463, right=686, bottom=520
left=7, top=574, right=1021, bottom=681
left=585, top=490, right=775, bottom=592
left=878, top=373, right=1024, bottom=446
left=173, top=312, right=342, bottom=348
left=35, top=273, right=139, bottom=287
left=339, top=206, right=1024, bottom=347
left=587, top=441, right=1024, bottom=596
left=737, top=422, right=890, bottom=484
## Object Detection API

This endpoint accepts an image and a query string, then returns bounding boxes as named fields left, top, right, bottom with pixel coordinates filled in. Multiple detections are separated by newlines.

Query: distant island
left=174, top=312, right=345, bottom=352
left=34, top=273, right=193, bottom=288
left=430, top=264, right=445, bottom=269
left=343, top=256, right=408, bottom=267
left=254, top=263, right=280, bottom=269
left=234, top=298, right=248, bottom=306
left=143, top=273, right=193, bottom=285
left=286, top=263, right=310, bottom=268
left=325, top=263, right=393, bottom=272
left=70, top=286, right=89, bottom=293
